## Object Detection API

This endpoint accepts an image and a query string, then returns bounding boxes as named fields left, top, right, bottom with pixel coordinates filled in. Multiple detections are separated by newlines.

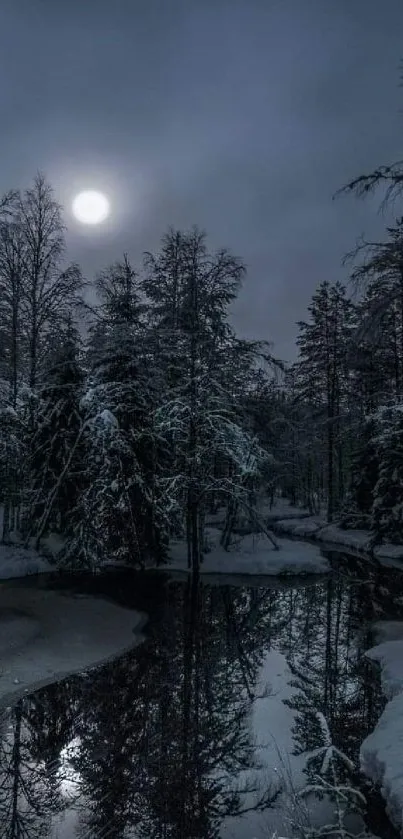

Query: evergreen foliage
left=0, top=168, right=402, bottom=564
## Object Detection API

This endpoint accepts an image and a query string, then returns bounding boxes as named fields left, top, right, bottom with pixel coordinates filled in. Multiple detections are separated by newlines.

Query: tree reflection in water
left=0, top=564, right=402, bottom=839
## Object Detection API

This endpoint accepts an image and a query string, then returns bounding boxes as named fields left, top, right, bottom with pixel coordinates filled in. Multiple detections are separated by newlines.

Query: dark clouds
left=0, top=0, right=402, bottom=360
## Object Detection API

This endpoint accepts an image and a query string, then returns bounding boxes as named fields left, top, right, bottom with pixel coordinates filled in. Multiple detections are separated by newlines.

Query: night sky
left=1, top=0, right=402, bottom=361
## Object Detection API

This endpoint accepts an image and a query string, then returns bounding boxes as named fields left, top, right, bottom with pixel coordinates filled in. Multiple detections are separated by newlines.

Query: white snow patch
left=318, top=525, right=372, bottom=551
left=98, top=408, right=118, bottom=427
left=264, top=500, right=312, bottom=522
left=274, top=517, right=325, bottom=538
left=372, top=621, right=403, bottom=645
left=0, top=541, right=52, bottom=580
left=374, top=544, right=403, bottom=563
left=38, top=531, right=66, bottom=560
left=273, top=517, right=403, bottom=567
left=360, top=623, right=403, bottom=835
left=168, top=528, right=329, bottom=576
left=0, top=586, right=145, bottom=708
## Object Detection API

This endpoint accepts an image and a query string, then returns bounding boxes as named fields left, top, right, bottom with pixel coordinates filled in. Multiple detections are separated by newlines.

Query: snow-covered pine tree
left=24, top=321, right=85, bottom=547
left=348, top=219, right=403, bottom=402
left=145, top=227, right=273, bottom=569
left=208, top=337, right=279, bottom=523
left=335, top=220, right=403, bottom=535
left=65, top=256, right=168, bottom=570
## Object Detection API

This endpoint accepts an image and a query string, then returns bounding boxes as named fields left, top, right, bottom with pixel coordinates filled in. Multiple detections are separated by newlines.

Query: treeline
left=274, top=215, right=403, bottom=544
left=0, top=167, right=402, bottom=571
left=269, top=137, right=403, bottom=547
left=0, top=174, right=277, bottom=570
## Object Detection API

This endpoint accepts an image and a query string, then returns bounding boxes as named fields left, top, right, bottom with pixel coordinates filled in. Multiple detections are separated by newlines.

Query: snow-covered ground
left=0, top=540, right=53, bottom=580
left=0, top=585, right=145, bottom=708
left=168, top=527, right=330, bottom=576
left=266, top=502, right=403, bottom=566
left=360, top=620, right=403, bottom=836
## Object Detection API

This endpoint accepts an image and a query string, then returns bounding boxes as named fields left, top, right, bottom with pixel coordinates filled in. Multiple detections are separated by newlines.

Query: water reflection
left=1, top=562, right=403, bottom=839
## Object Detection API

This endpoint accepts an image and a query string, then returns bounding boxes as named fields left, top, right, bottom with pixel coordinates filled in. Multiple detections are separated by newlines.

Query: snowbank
left=262, top=499, right=312, bottom=522
left=273, top=517, right=325, bottom=538
left=168, top=528, right=330, bottom=576
left=360, top=621, right=403, bottom=835
left=0, top=586, right=145, bottom=708
left=272, top=515, right=403, bottom=566
left=0, top=541, right=52, bottom=580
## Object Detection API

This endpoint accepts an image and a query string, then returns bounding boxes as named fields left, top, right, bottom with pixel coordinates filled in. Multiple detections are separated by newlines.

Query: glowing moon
left=72, top=190, right=110, bottom=225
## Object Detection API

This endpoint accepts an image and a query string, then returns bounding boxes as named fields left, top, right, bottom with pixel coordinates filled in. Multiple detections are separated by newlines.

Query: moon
left=72, top=190, right=110, bottom=225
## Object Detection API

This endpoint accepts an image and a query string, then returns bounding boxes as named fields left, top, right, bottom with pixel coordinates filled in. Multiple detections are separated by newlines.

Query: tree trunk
left=220, top=497, right=238, bottom=550
left=2, top=496, right=10, bottom=543
left=186, top=260, right=201, bottom=572
left=327, top=409, right=334, bottom=524
left=11, top=300, right=19, bottom=409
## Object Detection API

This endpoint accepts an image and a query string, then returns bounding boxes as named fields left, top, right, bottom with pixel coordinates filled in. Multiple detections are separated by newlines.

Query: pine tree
left=348, top=219, right=403, bottom=401
left=145, top=227, right=270, bottom=569
left=88, top=327, right=166, bottom=566
left=64, top=257, right=168, bottom=570
left=25, top=322, right=85, bottom=546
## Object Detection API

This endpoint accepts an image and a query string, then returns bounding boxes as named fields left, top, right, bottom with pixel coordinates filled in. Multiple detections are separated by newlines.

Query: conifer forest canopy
left=0, top=155, right=402, bottom=566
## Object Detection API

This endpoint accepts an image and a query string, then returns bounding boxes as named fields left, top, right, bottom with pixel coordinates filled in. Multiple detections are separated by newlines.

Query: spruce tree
left=348, top=219, right=403, bottom=401
left=66, top=257, right=168, bottom=570
left=145, top=227, right=269, bottom=569
left=25, top=322, right=85, bottom=546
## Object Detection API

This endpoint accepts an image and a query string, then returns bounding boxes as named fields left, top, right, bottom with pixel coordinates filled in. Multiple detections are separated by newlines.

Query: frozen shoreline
left=360, top=622, right=403, bottom=836
left=0, top=585, right=145, bottom=708
left=266, top=505, right=403, bottom=567
left=167, top=527, right=330, bottom=576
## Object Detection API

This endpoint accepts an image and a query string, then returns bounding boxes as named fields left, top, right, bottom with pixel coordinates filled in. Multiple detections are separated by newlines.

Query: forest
left=0, top=162, right=402, bottom=574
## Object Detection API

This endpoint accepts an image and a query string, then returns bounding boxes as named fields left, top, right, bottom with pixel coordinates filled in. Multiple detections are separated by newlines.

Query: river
left=0, top=551, right=402, bottom=839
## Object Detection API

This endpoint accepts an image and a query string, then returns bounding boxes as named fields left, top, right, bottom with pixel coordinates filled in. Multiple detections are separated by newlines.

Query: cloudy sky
left=0, top=0, right=402, bottom=360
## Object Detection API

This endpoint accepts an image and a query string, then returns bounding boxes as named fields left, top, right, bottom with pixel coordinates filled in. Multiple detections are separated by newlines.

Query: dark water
left=1, top=554, right=403, bottom=839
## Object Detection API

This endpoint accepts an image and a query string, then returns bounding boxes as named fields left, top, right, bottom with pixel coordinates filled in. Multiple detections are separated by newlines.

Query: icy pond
left=1, top=552, right=403, bottom=839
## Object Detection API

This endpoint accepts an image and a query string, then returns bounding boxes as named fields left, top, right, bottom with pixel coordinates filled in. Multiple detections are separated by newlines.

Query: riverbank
left=0, top=583, right=145, bottom=708
left=361, top=621, right=403, bottom=836
left=168, top=527, right=330, bottom=575
left=265, top=502, right=403, bottom=567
